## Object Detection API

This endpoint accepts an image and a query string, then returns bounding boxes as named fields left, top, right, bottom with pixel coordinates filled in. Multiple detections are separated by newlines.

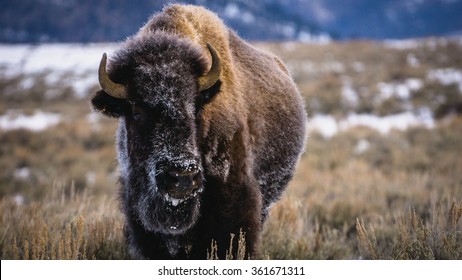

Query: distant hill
left=309, top=0, right=462, bottom=39
left=0, top=0, right=461, bottom=43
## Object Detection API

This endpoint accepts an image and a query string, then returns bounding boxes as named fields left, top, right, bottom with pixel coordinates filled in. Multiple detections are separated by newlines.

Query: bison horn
left=98, top=53, right=128, bottom=99
left=198, top=44, right=221, bottom=92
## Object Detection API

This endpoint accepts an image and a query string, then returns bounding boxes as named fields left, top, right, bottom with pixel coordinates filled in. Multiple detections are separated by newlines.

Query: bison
left=91, top=4, right=307, bottom=259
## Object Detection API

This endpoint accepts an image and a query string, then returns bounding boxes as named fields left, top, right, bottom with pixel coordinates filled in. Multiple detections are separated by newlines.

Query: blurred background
left=1, top=0, right=462, bottom=42
left=1, top=0, right=461, bottom=259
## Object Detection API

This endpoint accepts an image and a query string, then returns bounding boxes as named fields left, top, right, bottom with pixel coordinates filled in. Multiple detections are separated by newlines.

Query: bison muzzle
left=91, top=4, right=307, bottom=259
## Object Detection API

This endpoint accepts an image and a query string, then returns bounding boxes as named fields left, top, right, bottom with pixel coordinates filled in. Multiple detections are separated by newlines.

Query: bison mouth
left=134, top=160, right=204, bottom=234
left=161, top=186, right=204, bottom=232
left=163, top=186, right=204, bottom=207
left=136, top=184, right=204, bottom=235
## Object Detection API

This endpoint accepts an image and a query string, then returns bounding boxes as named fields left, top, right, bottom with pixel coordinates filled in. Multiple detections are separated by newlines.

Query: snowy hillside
left=2, top=39, right=461, bottom=135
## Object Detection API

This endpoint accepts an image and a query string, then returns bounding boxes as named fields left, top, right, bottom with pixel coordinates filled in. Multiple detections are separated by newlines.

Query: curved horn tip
left=98, top=52, right=128, bottom=99
left=101, top=53, right=107, bottom=63
left=205, top=43, right=213, bottom=52
left=98, top=53, right=107, bottom=77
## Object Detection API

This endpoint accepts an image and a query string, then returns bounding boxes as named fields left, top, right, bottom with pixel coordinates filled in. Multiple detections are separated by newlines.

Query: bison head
left=91, top=33, right=221, bottom=235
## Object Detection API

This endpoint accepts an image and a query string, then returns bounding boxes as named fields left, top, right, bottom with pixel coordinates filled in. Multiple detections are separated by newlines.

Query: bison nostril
left=165, top=172, right=180, bottom=188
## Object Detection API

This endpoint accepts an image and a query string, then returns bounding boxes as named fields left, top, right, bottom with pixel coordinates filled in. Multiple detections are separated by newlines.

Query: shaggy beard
left=135, top=191, right=202, bottom=235
left=127, top=156, right=203, bottom=235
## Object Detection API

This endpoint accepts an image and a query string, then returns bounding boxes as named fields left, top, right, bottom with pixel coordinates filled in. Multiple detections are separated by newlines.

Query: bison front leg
left=229, top=180, right=263, bottom=259
left=198, top=176, right=263, bottom=259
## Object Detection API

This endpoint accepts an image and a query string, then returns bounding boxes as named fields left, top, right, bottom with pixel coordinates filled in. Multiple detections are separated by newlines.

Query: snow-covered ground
left=383, top=37, right=462, bottom=50
left=0, top=110, right=61, bottom=131
left=427, top=68, right=462, bottom=93
left=376, top=78, right=423, bottom=102
left=309, top=111, right=435, bottom=138
left=0, top=43, right=116, bottom=98
left=0, top=43, right=116, bottom=76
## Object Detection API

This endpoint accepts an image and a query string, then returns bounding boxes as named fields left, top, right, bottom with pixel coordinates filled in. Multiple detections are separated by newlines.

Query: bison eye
left=132, top=105, right=146, bottom=123
left=200, top=80, right=222, bottom=103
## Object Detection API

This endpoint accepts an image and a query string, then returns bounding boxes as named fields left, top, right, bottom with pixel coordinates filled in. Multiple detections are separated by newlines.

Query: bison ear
left=91, top=90, right=130, bottom=118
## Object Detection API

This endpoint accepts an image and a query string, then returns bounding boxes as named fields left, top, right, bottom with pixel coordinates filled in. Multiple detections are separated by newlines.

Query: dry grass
left=356, top=202, right=462, bottom=259
left=1, top=38, right=462, bottom=259
left=207, top=229, right=248, bottom=260
left=259, top=121, right=462, bottom=259
left=0, top=182, right=128, bottom=259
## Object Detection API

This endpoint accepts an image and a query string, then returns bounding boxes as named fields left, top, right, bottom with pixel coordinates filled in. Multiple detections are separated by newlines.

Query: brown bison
left=91, top=4, right=306, bottom=259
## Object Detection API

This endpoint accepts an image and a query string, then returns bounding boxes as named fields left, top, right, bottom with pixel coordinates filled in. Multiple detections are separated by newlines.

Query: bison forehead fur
left=90, top=4, right=307, bottom=260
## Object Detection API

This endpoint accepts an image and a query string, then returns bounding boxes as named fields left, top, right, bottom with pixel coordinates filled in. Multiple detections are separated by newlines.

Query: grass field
left=1, top=38, right=461, bottom=259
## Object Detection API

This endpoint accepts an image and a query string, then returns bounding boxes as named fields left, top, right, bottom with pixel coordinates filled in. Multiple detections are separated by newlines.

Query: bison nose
left=164, top=165, right=202, bottom=197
